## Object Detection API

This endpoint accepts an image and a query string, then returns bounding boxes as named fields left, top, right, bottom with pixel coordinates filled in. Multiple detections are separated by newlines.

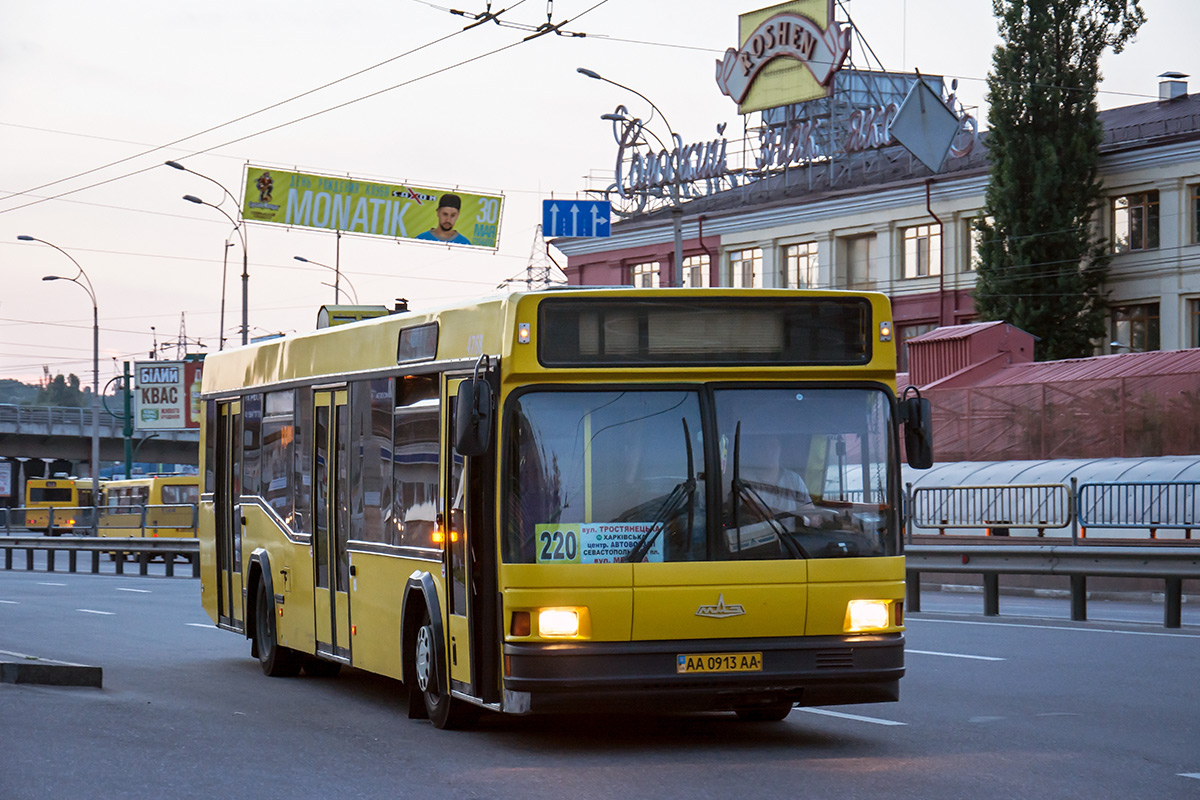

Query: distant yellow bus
left=99, top=475, right=200, bottom=540
left=24, top=476, right=94, bottom=535
left=198, top=288, right=933, bottom=728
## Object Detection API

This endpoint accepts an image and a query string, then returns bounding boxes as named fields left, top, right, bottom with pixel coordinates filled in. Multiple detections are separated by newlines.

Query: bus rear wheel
left=414, top=610, right=475, bottom=730
left=254, top=580, right=302, bottom=677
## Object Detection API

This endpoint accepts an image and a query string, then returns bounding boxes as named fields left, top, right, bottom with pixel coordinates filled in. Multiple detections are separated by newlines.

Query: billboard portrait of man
left=415, top=194, right=472, bottom=245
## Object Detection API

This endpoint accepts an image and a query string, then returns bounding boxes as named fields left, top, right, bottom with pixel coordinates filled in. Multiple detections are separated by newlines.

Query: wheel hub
left=415, top=625, right=432, bottom=693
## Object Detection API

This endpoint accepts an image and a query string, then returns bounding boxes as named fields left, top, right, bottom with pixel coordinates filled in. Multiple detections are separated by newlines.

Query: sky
left=1, top=0, right=1193, bottom=387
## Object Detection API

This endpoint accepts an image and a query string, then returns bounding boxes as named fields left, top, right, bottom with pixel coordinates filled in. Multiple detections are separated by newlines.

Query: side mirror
left=454, top=378, right=493, bottom=457
left=898, top=388, right=934, bottom=470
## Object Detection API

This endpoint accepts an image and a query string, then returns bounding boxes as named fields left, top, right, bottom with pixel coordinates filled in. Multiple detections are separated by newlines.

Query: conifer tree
left=974, top=0, right=1144, bottom=360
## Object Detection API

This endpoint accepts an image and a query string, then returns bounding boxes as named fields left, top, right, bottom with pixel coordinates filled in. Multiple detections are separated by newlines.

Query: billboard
left=715, top=0, right=850, bottom=114
left=134, top=360, right=203, bottom=430
left=241, top=166, right=503, bottom=248
left=0, top=461, right=11, bottom=499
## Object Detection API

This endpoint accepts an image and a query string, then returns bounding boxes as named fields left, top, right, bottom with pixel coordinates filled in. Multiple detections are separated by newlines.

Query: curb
left=0, top=650, right=102, bottom=688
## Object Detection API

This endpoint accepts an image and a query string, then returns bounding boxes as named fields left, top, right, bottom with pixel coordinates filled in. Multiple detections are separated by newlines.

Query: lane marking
left=908, top=617, right=1200, bottom=639
left=1179, top=774, right=1200, bottom=780
left=116, top=588, right=151, bottom=594
left=186, top=623, right=219, bottom=629
left=38, top=582, right=68, bottom=587
left=0, top=600, right=18, bottom=605
left=908, top=649, right=1004, bottom=661
left=799, top=708, right=906, bottom=726
left=77, top=609, right=115, bottom=616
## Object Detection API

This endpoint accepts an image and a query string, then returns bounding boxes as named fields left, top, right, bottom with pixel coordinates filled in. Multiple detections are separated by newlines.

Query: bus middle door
left=215, top=400, right=244, bottom=629
left=313, top=389, right=352, bottom=662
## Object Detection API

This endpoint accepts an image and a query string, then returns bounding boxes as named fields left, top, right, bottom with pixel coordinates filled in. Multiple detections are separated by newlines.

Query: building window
left=1190, top=299, right=1200, bottom=348
left=1111, top=303, right=1160, bottom=352
left=841, top=234, right=877, bottom=288
left=681, top=255, right=709, bottom=288
left=729, top=248, right=762, bottom=288
left=1192, top=186, right=1200, bottom=244
left=1112, top=191, right=1159, bottom=253
left=628, top=261, right=660, bottom=288
left=897, top=322, right=937, bottom=373
left=902, top=224, right=942, bottom=278
left=783, top=242, right=819, bottom=288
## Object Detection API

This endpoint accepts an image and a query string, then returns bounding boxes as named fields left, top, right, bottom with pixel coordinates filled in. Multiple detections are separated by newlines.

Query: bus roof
left=198, top=287, right=896, bottom=397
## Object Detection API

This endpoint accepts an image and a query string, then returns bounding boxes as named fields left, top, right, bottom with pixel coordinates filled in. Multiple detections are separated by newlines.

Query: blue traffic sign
left=542, top=199, right=611, bottom=238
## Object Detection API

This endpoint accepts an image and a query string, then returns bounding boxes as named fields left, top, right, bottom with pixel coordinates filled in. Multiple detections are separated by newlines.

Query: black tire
left=254, top=580, right=302, bottom=677
left=414, top=608, right=476, bottom=729
left=734, top=702, right=794, bottom=722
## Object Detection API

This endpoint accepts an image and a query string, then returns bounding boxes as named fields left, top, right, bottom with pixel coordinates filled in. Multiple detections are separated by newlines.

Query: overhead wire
left=0, top=12, right=491, bottom=208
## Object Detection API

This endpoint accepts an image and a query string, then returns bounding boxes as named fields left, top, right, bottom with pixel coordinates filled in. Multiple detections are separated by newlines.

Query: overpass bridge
left=0, top=404, right=199, bottom=466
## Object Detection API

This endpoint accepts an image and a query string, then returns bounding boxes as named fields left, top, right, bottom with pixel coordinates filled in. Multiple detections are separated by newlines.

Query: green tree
left=974, top=0, right=1145, bottom=360
left=35, top=373, right=89, bottom=407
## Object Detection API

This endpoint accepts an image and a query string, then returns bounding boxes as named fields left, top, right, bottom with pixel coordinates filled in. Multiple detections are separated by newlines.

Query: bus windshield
left=503, top=386, right=897, bottom=564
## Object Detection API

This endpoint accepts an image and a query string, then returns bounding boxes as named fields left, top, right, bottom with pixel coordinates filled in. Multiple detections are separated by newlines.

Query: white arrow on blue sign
left=542, top=199, right=611, bottom=238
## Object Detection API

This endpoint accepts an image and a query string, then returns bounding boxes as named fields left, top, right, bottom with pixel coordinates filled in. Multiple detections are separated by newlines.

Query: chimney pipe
left=1159, top=71, right=1188, bottom=101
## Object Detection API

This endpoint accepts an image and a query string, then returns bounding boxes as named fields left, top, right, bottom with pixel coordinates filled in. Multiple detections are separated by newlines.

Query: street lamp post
left=19, top=235, right=100, bottom=537
left=294, top=256, right=359, bottom=304
left=578, top=67, right=685, bottom=287
left=182, top=194, right=248, bottom=345
left=166, top=161, right=250, bottom=346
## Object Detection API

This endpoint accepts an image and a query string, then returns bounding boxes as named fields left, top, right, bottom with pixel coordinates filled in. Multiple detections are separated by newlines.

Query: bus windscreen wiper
left=730, top=421, right=805, bottom=560
left=626, top=419, right=695, bottom=563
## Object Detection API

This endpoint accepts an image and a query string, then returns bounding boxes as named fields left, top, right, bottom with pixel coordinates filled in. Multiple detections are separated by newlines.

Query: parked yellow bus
left=198, top=288, right=932, bottom=728
left=24, top=476, right=94, bottom=535
left=99, top=475, right=200, bottom=540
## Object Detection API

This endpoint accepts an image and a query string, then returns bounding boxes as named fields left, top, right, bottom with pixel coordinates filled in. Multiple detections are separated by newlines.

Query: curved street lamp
left=167, top=161, right=250, bottom=346
left=577, top=67, right=684, bottom=287
left=19, top=234, right=101, bottom=536
left=294, top=256, right=359, bottom=304
left=183, top=193, right=249, bottom=345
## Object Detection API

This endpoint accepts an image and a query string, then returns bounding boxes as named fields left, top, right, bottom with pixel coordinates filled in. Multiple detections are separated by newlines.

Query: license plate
left=676, top=652, right=763, bottom=674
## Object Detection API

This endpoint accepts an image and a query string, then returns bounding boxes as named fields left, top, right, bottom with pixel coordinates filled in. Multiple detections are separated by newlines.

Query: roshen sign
left=715, top=1, right=849, bottom=114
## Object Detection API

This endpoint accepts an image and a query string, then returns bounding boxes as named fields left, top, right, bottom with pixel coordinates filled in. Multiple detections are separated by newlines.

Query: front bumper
left=502, top=633, right=904, bottom=714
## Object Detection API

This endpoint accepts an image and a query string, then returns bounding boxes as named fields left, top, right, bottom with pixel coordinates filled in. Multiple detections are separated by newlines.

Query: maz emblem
left=695, top=593, right=746, bottom=619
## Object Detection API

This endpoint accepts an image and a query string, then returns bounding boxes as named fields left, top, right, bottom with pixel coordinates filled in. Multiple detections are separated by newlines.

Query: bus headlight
left=538, top=608, right=580, bottom=637
left=845, top=600, right=891, bottom=632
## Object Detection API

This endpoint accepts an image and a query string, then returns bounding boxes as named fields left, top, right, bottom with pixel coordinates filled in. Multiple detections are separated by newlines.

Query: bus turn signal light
left=510, top=611, right=530, bottom=637
left=845, top=599, right=890, bottom=632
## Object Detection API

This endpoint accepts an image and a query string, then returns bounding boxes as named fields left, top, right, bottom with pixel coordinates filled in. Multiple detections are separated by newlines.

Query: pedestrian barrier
left=1078, top=481, right=1198, bottom=539
left=909, top=483, right=1071, bottom=536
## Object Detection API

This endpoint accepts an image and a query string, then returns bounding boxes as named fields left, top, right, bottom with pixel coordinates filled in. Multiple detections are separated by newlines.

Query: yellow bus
left=198, top=288, right=932, bottom=728
left=24, top=476, right=94, bottom=535
left=99, top=475, right=200, bottom=540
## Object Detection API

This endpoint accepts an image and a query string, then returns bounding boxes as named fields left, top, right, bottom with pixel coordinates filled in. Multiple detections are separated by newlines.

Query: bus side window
left=393, top=375, right=439, bottom=550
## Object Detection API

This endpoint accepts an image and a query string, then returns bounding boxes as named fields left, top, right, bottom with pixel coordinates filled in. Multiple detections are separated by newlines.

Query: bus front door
left=442, top=378, right=499, bottom=704
left=313, top=389, right=352, bottom=662
left=215, top=400, right=244, bottom=629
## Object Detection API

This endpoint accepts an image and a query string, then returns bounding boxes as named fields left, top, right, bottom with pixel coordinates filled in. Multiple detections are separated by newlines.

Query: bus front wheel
left=254, top=580, right=302, bottom=678
left=414, top=610, right=475, bottom=729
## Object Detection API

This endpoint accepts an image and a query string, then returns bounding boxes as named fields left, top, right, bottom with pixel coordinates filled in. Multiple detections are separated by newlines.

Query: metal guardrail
left=1078, top=481, right=1198, bottom=536
left=0, top=536, right=199, bottom=578
left=0, top=403, right=124, bottom=436
left=905, top=543, right=1200, bottom=628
